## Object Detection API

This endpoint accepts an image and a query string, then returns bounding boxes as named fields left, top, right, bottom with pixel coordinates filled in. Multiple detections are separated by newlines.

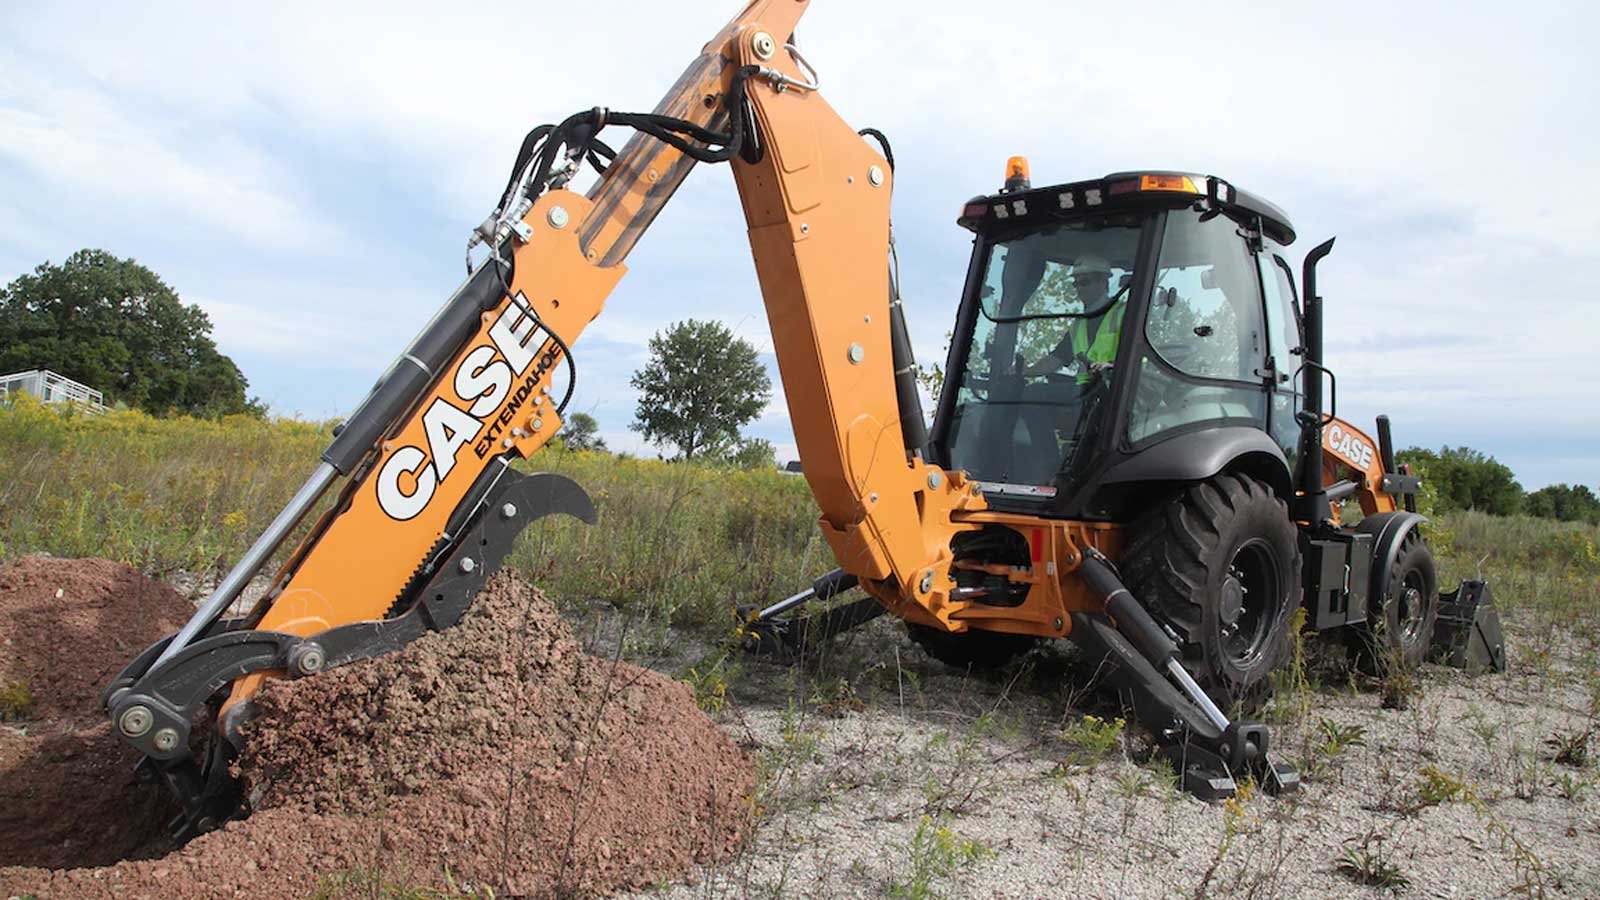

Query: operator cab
left=928, top=167, right=1304, bottom=520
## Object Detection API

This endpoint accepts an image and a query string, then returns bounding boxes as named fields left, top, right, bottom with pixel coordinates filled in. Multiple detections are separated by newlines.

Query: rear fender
left=1099, top=427, right=1293, bottom=498
left=1355, top=511, right=1427, bottom=601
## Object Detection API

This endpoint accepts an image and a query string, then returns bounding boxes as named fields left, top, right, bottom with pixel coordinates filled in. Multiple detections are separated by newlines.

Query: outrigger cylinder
left=758, top=567, right=860, bottom=620
left=151, top=254, right=519, bottom=670
left=1077, top=549, right=1227, bottom=730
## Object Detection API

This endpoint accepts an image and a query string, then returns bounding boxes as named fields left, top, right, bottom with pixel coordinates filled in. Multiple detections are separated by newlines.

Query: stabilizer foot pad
left=1261, top=758, right=1301, bottom=795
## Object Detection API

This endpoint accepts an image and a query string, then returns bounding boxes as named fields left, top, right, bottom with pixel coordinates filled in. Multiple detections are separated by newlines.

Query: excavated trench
left=0, top=556, right=754, bottom=899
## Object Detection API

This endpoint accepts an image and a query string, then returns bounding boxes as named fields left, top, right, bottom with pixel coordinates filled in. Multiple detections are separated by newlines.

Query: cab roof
left=958, top=170, right=1296, bottom=246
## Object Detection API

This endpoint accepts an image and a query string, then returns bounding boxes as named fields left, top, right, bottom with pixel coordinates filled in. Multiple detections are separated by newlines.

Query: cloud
left=0, top=55, right=344, bottom=254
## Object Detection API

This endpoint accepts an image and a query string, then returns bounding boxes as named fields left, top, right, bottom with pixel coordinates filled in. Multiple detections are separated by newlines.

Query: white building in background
left=0, top=369, right=105, bottom=410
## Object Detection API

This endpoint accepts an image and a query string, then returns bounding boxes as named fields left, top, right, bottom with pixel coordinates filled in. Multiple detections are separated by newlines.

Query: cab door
left=1125, top=209, right=1270, bottom=445
left=1258, top=243, right=1304, bottom=465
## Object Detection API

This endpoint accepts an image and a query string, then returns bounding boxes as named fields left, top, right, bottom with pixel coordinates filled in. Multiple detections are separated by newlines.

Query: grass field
left=0, top=397, right=823, bottom=630
left=3, top=397, right=1596, bottom=636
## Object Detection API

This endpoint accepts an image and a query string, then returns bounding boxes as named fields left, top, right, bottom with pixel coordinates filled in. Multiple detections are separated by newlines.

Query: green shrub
left=0, top=680, right=35, bottom=720
left=1058, top=714, right=1125, bottom=766
left=1413, top=765, right=1468, bottom=807
left=889, top=815, right=989, bottom=899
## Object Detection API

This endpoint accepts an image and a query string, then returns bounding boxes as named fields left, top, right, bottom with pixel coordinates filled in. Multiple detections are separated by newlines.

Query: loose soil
left=0, top=558, right=754, bottom=898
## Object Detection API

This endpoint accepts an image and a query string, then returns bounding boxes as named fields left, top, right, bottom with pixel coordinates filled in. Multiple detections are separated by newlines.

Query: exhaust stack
left=1292, top=237, right=1336, bottom=524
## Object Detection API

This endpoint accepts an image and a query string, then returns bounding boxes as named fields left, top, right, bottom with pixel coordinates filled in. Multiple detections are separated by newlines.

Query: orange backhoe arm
left=97, top=0, right=988, bottom=728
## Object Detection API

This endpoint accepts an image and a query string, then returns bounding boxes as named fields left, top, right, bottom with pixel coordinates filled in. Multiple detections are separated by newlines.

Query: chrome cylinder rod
left=1166, top=658, right=1231, bottom=733
left=758, top=586, right=816, bottom=621
left=152, top=462, right=339, bottom=668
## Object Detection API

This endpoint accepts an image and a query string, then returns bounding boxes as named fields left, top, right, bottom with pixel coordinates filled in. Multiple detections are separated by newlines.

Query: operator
left=1021, top=253, right=1126, bottom=384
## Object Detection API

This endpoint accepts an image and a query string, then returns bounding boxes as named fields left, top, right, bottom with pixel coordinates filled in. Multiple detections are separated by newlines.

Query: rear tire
left=906, top=623, right=1036, bottom=671
left=1122, top=473, right=1301, bottom=712
left=1360, top=531, right=1438, bottom=670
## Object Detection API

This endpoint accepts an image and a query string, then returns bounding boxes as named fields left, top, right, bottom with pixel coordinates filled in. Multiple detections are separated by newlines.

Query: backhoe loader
left=104, top=0, right=1484, bottom=838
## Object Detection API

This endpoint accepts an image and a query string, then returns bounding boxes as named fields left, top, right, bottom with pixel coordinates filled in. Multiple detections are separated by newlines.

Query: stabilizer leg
left=1071, top=551, right=1300, bottom=800
left=738, top=568, right=880, bottom=658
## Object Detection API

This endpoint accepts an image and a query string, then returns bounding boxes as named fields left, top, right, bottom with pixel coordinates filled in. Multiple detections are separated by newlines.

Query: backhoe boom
left=105, top=0, right=989, bottom=837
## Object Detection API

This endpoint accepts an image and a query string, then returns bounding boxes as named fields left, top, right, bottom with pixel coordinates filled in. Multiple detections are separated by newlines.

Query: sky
left=2, top=0, right=1597, bottom=489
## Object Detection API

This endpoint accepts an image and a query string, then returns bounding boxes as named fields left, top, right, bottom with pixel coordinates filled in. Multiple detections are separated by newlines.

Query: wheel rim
left=1219, top=538, right=1280, bottom=669
left=1396, top=569, right=1428, bottom=643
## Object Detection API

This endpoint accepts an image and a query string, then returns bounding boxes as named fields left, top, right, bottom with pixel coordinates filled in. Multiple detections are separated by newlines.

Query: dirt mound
left=0, top=554, right=194, bottom=721
left=1, top=566, right=754, bottom=898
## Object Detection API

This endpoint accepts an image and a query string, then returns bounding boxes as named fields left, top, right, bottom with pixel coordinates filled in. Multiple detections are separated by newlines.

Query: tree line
left=1, top=251, right=260, bottom=417
left=1398, top=446, right=1598, bottom=524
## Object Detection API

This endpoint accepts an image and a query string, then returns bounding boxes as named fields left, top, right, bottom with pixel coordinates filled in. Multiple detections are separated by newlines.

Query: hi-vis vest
left=1070, top=298, right=1126, bottom=383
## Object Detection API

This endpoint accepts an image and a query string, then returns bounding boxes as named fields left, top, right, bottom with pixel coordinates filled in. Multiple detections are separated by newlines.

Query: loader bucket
left=1431, top=580, right=1506, bottom=673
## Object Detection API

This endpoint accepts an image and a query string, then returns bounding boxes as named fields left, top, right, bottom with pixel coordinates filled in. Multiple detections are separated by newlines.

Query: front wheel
left=1358, top=531, right=1438, bottom=670
left=1122, top=473, right=1302, bottom=712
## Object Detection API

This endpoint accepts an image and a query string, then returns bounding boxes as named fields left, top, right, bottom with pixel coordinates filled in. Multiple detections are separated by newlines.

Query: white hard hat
left=1074, top=254, right=1111, bottom=276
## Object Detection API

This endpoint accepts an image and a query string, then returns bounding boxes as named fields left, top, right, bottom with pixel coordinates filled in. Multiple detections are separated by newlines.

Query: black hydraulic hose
left=505, top=65, right=763, bottom=209
left=497, top=125, right=554, bottom=215
left=530, top=310, right=579, bottom=416
left=481, top=65, right=767, bottom=429
left=858, top=127, right=894, bottom=171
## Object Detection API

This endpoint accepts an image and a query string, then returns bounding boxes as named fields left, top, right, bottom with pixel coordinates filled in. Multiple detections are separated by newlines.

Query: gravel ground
left=626, top=618, right=1600, bottom=899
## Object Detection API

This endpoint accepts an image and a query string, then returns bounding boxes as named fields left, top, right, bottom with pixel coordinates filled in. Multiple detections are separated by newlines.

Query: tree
left=559, top=411, right=607, bottom=451
left=724, top=437, right=776, bottom=470
left=1397, top=445, right=1523, bottom=516
left=630, top=319, right=772, bottom=460
left=1524, top=483, right=1600, bottom=524
left=0, top=250, right=260, bottom=417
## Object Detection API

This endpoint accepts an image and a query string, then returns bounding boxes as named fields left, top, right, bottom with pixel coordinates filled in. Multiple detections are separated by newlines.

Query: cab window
left=1143, top=212, right=1264, bottom=383
left=1260, top=250, right=1301, bottom=385
left=946, top=217, right=1143, bottom=486
left=1127, top=211, right=1268, bottom=444
left=1259, top=249, right=1303, bottom=459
